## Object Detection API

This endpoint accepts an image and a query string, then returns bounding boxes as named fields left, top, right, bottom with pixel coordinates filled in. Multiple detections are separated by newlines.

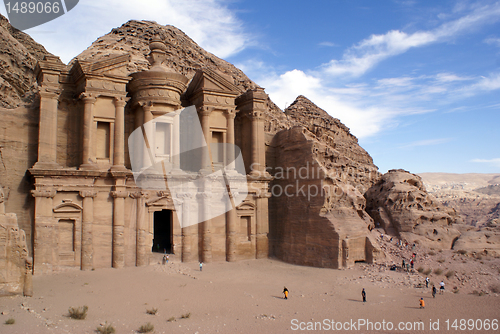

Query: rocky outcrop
left=365, top=170, right=463, bottom=250
left=452, top=221, right=500, bottom=257
left=269, top=97, right=383, bottom=268
left=0, top=186, right=32, bottom=296
left=0, top=14, right=52, bottom=108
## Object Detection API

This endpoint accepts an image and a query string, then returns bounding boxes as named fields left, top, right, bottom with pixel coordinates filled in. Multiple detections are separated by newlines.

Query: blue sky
left=2, top=0, right=499, bottom=173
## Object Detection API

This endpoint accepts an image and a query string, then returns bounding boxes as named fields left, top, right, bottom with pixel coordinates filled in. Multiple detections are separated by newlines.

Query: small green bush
left=167, top=316, right=176, bottom=322
left=180, top=312, right=191, bottom=319
left=417, top=266, right=424, bottom=273
left=5, top=318, right=15, bottom=325
left=423, top=268, right=432, bottom=275
left=97, top=322, right=115, bottom=334
left=434, top=268, right=443, bottom=275
left=68, top=305, right=88, bottom=320
left=138, top=322, right=154, bottom=333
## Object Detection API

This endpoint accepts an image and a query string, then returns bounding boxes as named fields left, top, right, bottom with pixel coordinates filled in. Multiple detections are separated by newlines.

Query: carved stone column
left=178, top=193, right=196, bottom=262
left=142, top=103, right=154, bottom=168
left=80, top=93, right=97, bottom=168
left=112, top=96, right=128, bottom=169
left=250, top=110, right=265, bottom=175
left=199, top=107, right=212, bottom=171
left=130, top=191, right=150, bottom=266
left=31, top=188, right=57, bottom=275
left=226, top=192, right=237, bottom=261
left=111, top=190, right=128, bottom=268
left=198, top=191, right=212, bottom=262
left=79, top=190, right=97, bottom=270
left=224, top=109, right=236, bottom=170
left=33, top=90, right=61, bottom=169
left=255, top=191, right=271, bottom=259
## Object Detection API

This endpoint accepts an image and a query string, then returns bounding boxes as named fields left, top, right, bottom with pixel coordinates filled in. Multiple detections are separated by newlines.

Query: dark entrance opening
left=153, top=210, right=172, bottom=253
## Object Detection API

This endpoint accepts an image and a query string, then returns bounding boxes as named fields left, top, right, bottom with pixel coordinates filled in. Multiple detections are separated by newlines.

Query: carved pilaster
left=111, top=190, right=128, bottom=268
left=112, top=96, right=129, bottom=169
left=80, top=93, right=97, bottom=168
left=79, top=190, right=97, bottom=270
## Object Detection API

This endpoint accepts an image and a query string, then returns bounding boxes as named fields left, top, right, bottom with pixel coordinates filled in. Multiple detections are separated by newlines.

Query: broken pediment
left=53, top=201, right=83, bottom=214
left=185, top=68, right=240, bottom=97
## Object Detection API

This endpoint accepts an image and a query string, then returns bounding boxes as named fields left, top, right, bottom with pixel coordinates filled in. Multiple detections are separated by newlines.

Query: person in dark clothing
left=362, top=288, right=366, bottom=302
left=283, top=287, right=289, bottom=300
left=432, top=285, right=437, bottom=298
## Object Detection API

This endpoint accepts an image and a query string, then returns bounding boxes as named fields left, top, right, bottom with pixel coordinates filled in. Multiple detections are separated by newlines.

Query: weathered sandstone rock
left=269, top=97, right=383, bottom=268
left=365, top=169, right=462, bottom=249
left=0, top=186, right=32, bottom=296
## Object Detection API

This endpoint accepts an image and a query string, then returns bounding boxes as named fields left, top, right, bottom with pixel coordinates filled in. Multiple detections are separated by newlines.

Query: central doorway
left=152, top=209, right=172, bottom=253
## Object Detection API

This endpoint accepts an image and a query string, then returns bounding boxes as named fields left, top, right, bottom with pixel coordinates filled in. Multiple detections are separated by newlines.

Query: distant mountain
left=419, top=173, right=500, bottom=227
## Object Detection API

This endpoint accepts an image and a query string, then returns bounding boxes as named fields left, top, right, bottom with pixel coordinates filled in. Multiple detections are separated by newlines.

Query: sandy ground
left=1, top=254, right=499, bottom=334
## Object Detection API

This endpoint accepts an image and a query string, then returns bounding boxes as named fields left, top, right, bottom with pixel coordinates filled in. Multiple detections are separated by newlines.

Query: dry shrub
left=490, top=283, right=500, bottom=294
left=434, top=268, right=443, bottom=275
left=68, top=305, right=88, bottom=320
left=167, top=316, right=176, bottom=322
left=457, top=249, right=467, bottom=255
left=428, top=251, right=436, bottom=256
left=437, top=259, right=445, bottom=263
left=146, top=308, right=158, bottom=315
left=445, top=270, right=455, bottom=279
left=5, top=318, right=15, bottom=325
left=97, top=322, right=115, bottom=334
left=138, top=322, right=154, bottom=333
left=417, top=267, right=424, bottom=273
left=180, top=312, right=191, bottom=319
left=423, top=268, right=432, bottom=275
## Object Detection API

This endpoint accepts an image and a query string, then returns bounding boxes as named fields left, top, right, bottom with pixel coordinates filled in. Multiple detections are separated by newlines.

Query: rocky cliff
left=269, top=96, right=383, bottom=268
left=0, top=14, right=51, bottom=108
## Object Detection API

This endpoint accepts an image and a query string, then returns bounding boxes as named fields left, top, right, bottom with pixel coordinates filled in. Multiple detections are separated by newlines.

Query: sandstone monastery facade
left=29, top=38, right=271, bottom=274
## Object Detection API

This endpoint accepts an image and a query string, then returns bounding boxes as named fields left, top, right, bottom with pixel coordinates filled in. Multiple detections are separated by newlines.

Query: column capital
left=114, top=96, right=129, bottom=107
left=138, top=101, right=153, bottom=111
left=176, top=192, right=193, bottom=200
left=31, top=188, right=56, bottom=198
left=223, top=108, right=237, bottom=119
left=38, top=87, right=60, bottom=99
left=79, top=190, right=97, bottom=198
left=79, top=92, right=97, bottom=103
left=111, top=190, right=128, bottom=198
left=198, top=106, right=212, bottom=117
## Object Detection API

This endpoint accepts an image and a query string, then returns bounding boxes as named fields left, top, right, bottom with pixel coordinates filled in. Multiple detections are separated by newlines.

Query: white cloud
left=19, top=0, right=250, bottom=63
left=471, top=158, right=500, bottom=167
left=399, top=138, right=454, bottom=149
left=484, top=36, right=500, bottom=46
left=323, top=2, right=500, bottom=77
left=318, top=41, right=338, bottom=47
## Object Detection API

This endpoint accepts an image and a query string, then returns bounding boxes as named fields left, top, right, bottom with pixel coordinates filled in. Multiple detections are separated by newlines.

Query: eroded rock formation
left=365, top=169, right=462, bottom=249
left=0, top=186, right=32, bottom=296
left=269, top=97, right=383, bottom=268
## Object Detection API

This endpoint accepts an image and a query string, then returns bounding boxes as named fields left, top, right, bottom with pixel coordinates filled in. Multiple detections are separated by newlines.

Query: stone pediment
left=72, top=54, right=131, bottom=80
left=53, top=201, right=83, bottom=213
left=185, top=68, right=240, bottom=97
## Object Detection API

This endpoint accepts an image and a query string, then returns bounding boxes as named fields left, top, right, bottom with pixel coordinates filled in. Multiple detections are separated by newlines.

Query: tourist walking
left=440, top=281, right=445, bottom=294
left=419, top=298, right=425, bottom=309
left=425, top=277, right=429, bottom=288
left=432, top=285, right=437, bottom=298
left=283, top=287, right=289, bottom=300
left=362, top=288, right=366, bottom=302
left=199, top=262, right=203, bottom=271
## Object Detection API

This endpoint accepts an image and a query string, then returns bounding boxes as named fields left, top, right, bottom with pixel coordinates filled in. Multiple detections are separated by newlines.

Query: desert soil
left=1, top=252, right=499, bottom=334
